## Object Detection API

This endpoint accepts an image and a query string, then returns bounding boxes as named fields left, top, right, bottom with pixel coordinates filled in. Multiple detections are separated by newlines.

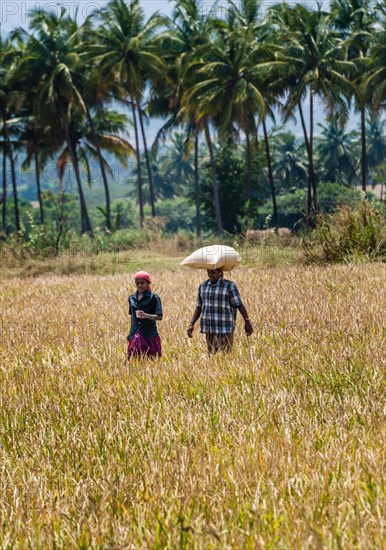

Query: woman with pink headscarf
left=127, top=271, right=163, bottom=358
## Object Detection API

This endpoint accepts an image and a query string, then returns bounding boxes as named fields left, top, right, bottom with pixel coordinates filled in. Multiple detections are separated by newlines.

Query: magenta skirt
left=127, top=332, right=162, bottom=359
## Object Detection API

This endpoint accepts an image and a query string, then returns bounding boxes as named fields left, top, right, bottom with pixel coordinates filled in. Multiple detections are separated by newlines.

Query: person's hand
left=136, top=310, right=145, bottom=318
left=187, top=324, right=194, bottom=338
left=244, top=319, right=253, bottom=336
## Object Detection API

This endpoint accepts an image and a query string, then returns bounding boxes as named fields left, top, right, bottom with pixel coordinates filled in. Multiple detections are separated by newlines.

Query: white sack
left=180, top=245, right=240, bottom=271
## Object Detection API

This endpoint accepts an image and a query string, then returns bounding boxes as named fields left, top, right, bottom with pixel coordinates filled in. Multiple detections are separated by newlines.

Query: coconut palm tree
left=196, top=1, right=267, bottom=140
left=17, top=8, right=94, bottom=234
left=331, top=0, right=379, bottom=192
left=162, top=132, right=195, bottom=185
left=89, top=0, right=167, bottom=226
left=56, top=109, right=134, bottom=206
left=272, top=132, right=308, bottom=190
left=365, top=7, right=386, bottom=115
left=147, top=148, right=177, bottom=200
left=181, top=4, right=270, bottom=234
left=1, top=132, right=5, bottom=231
left=20, top=115, right=51, bottom=224
left=73, top=35, right=138, bottom=233
left=269, top=3, right=354, bottom=220
left=315, top=115, right=358, bottom=185
left=0, top=36, right=22, bottom=233
left=366, top=115, right=386, bottom=183
left=261, top=119, right=278, bottom=229
left=149, top=0, right=215, bottom=236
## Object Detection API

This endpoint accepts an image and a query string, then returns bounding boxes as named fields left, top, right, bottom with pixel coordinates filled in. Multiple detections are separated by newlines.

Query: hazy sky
left=1, top=1, right=333, bottom=35
left=1, top=0, right=174, bottom=34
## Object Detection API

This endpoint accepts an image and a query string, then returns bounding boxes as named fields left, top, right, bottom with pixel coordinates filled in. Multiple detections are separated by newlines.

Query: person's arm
left=238, top=303, right=253, bottom=336
left=187, top=307, right=201, bottom=338
left=229, top=283, right=253, bottom=337
left=137, top=294, right=163, bottom=321
left=188, top=286, right=203, bottom=338
left=136, top=311, right=162, bottom=321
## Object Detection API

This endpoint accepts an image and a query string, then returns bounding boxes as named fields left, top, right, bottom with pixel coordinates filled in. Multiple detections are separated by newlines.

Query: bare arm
left=187, top=307, right=201, bottom=338
left=238, top=304, right=253, bottom=336
left=136, top=311, right=162, bottom=321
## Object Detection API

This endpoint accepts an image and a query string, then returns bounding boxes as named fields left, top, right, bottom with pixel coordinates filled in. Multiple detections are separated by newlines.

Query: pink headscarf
left=134, top=271, right=152, bottom=287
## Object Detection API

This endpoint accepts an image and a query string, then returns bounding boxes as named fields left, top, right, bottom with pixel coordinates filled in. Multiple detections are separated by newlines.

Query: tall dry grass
left=0, top=265, right=385, bottom=548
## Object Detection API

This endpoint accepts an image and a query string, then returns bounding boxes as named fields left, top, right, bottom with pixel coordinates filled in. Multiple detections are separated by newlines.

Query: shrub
left=147, top=198, right=196, bottom=233
left=199, top=144, right=264, bottom=234
left=257, top=189, right=307, bottom=229
left=257, top=182, right=375, bottom=230
left=317, top=182, right=364, bottom=214
left=303, top=197, right=386, bottom=263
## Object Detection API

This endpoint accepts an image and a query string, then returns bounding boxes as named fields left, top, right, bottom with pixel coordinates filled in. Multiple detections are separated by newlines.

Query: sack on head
left=180, top=245, right=240, bottom=271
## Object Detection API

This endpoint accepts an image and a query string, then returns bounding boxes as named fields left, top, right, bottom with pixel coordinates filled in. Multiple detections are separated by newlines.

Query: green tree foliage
left=315, top=115, right=358, bottom=185
left=1, top=0, right=385, bottom=246
left=272, top=132, right=308, bottom=191
left=89, top=0, right=167, bottom=224
left=199, top=144, right=262, bottom=233
left=366, top=115, right=386, bottom=181
left=153, top=198, right=196, bottom=233
left=258, top=182, right=372, bottom=230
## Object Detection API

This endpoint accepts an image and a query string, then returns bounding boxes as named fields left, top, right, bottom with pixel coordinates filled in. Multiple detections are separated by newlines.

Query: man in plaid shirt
left=187, top=268, right=253, bottom=353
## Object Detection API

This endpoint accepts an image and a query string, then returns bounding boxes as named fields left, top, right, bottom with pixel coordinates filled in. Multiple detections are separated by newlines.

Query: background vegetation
left=1, top=0, right=386, bottom=248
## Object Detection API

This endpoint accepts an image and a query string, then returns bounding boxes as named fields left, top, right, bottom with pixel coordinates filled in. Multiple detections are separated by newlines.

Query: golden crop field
left=1, top=264, right=385, bottom=548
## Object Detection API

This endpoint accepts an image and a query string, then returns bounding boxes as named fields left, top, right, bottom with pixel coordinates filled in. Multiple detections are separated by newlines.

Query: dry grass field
left=1, top=264, right=385, bottom=548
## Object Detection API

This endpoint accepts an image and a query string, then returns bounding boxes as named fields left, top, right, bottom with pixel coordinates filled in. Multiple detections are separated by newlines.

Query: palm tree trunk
left=262, top=119, right=278, bottom=230
left=2, top=111, right=20, bottom=232
left=298, top=101, right=312, bottom=223
left=85, top=105, right=111, bottom=230
left=2, top=142, right=7, bottom=232
left=54, top=189, right=68, bottom=256
left=73, top=148, right=93, bottom=236
left=255, top=124, right=259, bottom=148
left=204, top=119, right=223, bottom=236
left=194, top=124, right=201, bottom=238
left=246, top=130, right=252, bottom=199
left=59, top=104, right=93, bottom=235
left=298, top=101, right=310, bottom=157
left=360, top=107, right=367, bottom=192
left=33, top=140, right=44, bottom=225
left=137, top=105, right=156, bottom=217
left=309, top=91, right=318, bottom=213
left=131, top=98, right=144, bottom=227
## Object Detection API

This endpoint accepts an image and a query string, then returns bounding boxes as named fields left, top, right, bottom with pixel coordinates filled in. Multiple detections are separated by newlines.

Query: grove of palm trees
left=0, top=0, right=385, bottom=255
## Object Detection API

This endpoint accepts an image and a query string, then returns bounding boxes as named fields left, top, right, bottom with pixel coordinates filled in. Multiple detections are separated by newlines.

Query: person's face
left=135, top=278, right=149, bottom=292
left=207, top=269, right=222, bottom=284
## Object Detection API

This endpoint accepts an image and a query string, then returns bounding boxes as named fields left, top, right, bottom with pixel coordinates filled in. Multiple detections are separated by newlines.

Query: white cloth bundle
left=180, top=245, right=240, bottom=271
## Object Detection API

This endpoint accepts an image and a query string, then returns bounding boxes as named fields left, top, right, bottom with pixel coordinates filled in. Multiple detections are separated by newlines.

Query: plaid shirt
left=196, top=278, right=242, bottom=334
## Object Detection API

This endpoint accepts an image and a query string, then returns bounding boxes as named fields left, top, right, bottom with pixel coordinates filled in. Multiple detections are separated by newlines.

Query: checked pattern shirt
left=196, top=278, right=243, bottom=334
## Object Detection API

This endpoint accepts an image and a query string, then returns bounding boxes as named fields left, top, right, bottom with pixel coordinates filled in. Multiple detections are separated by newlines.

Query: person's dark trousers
left=205, top=332, right=234, bottom=354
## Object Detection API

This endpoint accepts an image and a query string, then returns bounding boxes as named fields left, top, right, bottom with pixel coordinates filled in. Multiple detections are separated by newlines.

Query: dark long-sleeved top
left=128, top=289, right=163, bottom=340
